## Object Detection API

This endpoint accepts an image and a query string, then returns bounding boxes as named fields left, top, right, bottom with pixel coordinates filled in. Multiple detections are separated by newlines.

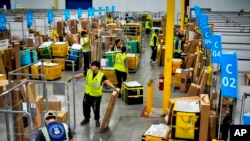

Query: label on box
left=230, top=125, right=250, bottom=140
left=123, top=81, right=142, bottom=87
left=0, top=39, right=9, bottom=50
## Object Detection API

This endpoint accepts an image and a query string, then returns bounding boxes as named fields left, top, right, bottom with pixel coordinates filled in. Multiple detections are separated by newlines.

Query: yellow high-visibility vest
left=174, top=40, right=182, bottom=53
left=114, top=53, right=127, bottom=72
left=85, top=70, right=104, bottom=97
left=145, top=21, right=150, bottom=29
left=81, top=37, right=90, bottom=52
left=150, top=33, right=159, bottom=47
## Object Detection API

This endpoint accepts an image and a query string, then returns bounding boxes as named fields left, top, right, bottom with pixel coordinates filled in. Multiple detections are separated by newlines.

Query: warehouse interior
left=0, top=0, right=250, bottom=141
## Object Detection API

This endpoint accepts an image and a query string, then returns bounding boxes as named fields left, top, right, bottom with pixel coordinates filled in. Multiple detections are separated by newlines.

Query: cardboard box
left=0, top=80, right=12, bottom=107
left=57, top=111, right=68, bottom=123
left=0, top=53, right=6, bottom=74
left=174, top=68, right=182, bottom=88
left=199, top=94, right=210, bottom=141
left=36, top=96, right=62, bottom=111
left=209, top=111, right=217, bottom=140
left=179, top=68, right=193, bottom=92
left=185, top=54, right=194, bottom=68
left=186, top=83, right=200, bottom=97
left=245, top=74, right=250, bottom=85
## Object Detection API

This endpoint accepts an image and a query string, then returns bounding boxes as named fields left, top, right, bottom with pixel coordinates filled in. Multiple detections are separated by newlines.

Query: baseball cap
left=44, top=112, right=56, bottom=120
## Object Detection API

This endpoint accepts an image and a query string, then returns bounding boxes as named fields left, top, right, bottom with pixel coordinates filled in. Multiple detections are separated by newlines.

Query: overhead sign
left=64, top=10, right=70, bottom=21
left=202, top=26, right=212, bottom=49
left=26, top=12, right=33, bottom=27
left=47, top=10, right=54, bottom=24
left=77, top=8, right=82, bottom=19
left=211, top=34, right=222, bottom=64
left=99, top=7, right=102, bottom=15
left=111, top=6, right=115, bottom=13
left=106, top=6, right=109, bottom=13
left=0, top=14, right=6, bottom=31
left=91, top=8, right=95, bottom=16
left=202, top=14, right=209, bottom=27
left=220, top=52, right=238, bottom=99
left=87, top=8, right=91, bottom=17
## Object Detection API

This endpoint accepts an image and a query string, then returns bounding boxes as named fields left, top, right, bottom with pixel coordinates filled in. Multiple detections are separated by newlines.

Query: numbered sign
left=77, top=8, right=82, bottom=19
left=220, top=52, right=238, bottom=99
left=64, top=10, right=70, bottom=21
left=99, top=7, right=102, bottom=15
left=0, top=14, right=6, bottom=31
left=87, top=8, right=91, bottom=17
left=202, top=14, right=209, bottom=27
left=111, top=6, right=115, bottom=13
left=47, top=10, right=54, bottom=24
left=202, top=26, right=212, bottom=49
left=211, top=34, right=222, bottom=64
left=26, top=12, right=33, bottom=27
left=106, top=6, right=109, bottom=13
left=194, top=5, right=201, bottom=17
left=0, top=39, right=9, bottom=50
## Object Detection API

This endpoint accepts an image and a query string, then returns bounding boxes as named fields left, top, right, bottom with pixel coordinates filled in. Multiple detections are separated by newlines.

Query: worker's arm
left=104, top=79, right=115, bottom=89
left=74, top=72, right=85, bottom=79
left=80, top=37, right=89, bottom=46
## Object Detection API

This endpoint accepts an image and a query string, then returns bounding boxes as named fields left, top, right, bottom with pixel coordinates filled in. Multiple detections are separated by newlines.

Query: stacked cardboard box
left=57, top=21, right=65, bottom=36
left=69, top=19, right=77, bottom=34
left=174, top=68, right=182, bottom=88
left=179, top=68, right=193, bottom=92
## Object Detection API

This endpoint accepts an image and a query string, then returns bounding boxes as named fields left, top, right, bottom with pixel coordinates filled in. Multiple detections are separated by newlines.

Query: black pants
left=146, top=28, right=150, bottom=35
left=151, top=46, right=157, bottom=61
left=82, top=93, right=102, bottom=120
left=82, top=52, right=90, bottom=72
left=115, top=70, right=127, bottom=89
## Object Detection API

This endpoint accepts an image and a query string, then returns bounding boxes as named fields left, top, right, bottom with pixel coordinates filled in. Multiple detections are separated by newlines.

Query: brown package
left=199, top=94, right=210, bottom=141
left=186, top=83, right=200, bottom=97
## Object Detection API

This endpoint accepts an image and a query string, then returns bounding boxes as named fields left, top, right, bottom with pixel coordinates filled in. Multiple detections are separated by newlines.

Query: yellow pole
left=54, top=0, right=58, bottom=10
left=180, top=0, right=185, bottom=30
left=145, top=80, right=153, bottom=115
left=162, top=0, right=175, bottom=115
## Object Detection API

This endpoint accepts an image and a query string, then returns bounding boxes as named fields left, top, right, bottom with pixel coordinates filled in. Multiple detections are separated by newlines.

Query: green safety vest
left=107, top=18, right=114, bottom=24
left=174, top=40, right=182, bottom=53
left=150, top=33, right=159, bottom=47
left=114, top=53, right=127, bottom=72
left=85, top=70, right=104, bottom=97
left=81, top=37, right=90, bottom=52
left=145, top=21, right=150, bottom=29
left=184, top=17, right=189, bottom=24
left=41, top=123, right=69, bottom=141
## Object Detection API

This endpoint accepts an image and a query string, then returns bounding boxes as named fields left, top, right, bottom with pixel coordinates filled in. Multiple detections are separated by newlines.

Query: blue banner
left=211, top=34, right=222, bottom=64
left=92, top=8, right=95, bottom=16
left=0, top=14, right=6, bottom=31
left=202, top=26, right=212, bottom=49
left=220, top=52, right=238, bottom=99
left=47, top=10, right=54, bottom=24
left=99, top=7, right=102, bottom=15
left=106, top=6, right=109, bottom=13
left=77, top=8, right=82, bottom=19
left=111, top=6, right=115, bottom=13
left=64, top=10, right=70, bottom=21
left=26, top=12, right=33, bottom=27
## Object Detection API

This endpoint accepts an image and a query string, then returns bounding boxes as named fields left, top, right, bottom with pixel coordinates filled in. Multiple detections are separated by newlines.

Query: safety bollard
left=145, top=80, right=154, bottom=116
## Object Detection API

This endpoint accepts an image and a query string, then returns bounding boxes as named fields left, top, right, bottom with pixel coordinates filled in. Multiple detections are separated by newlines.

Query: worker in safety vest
left=107, top=13, right=114, bottom=24
left=35, top=112, right=74, bottom=141
left=173, top=34, right=184, bottom=58
left=145, top=19, right=151, bottom=37
left=111, top=39, right=121, bottom=51
left=80, top=31, right=90, bottom=72
left=150, top=29, right=159, bottom=63
left=114, top=46, right=129, bottom=98
left=184, top=15, right=189, bottom=24
left=74, top=61, right=116, bottom=127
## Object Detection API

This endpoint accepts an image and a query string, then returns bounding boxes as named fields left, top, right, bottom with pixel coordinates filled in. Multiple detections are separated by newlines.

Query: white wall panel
left=190, top=0, right=250, bottom=11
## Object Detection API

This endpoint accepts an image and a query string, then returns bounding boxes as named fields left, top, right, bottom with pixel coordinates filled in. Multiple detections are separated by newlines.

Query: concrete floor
left=0, top=29, right=250, bottom=141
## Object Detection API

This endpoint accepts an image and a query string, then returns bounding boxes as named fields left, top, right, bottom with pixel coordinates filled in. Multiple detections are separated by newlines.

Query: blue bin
left=31, top=50, right=38, bottom=63
left=69, top=49, right=80, bottom=61
left=126, top=40, right=138, bottom=53
left=243, top=112, right=250, bottom=125
left=20, top=50, right=31, bottom=65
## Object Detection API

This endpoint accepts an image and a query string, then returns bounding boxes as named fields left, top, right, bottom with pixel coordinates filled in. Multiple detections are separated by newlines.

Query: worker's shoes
left=95, top=120, right=100, bottom=127
left=80, top=119, right=89, bottom=126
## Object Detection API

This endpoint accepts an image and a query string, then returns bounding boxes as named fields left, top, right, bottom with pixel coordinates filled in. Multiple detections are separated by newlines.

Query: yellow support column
left=54, top=0, right=58, bottom=10
left=145, top=80, right=154, bottom=116
left=180, top=0, right=185, bottom=30
left=162, top=0, right=175, bottom=115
